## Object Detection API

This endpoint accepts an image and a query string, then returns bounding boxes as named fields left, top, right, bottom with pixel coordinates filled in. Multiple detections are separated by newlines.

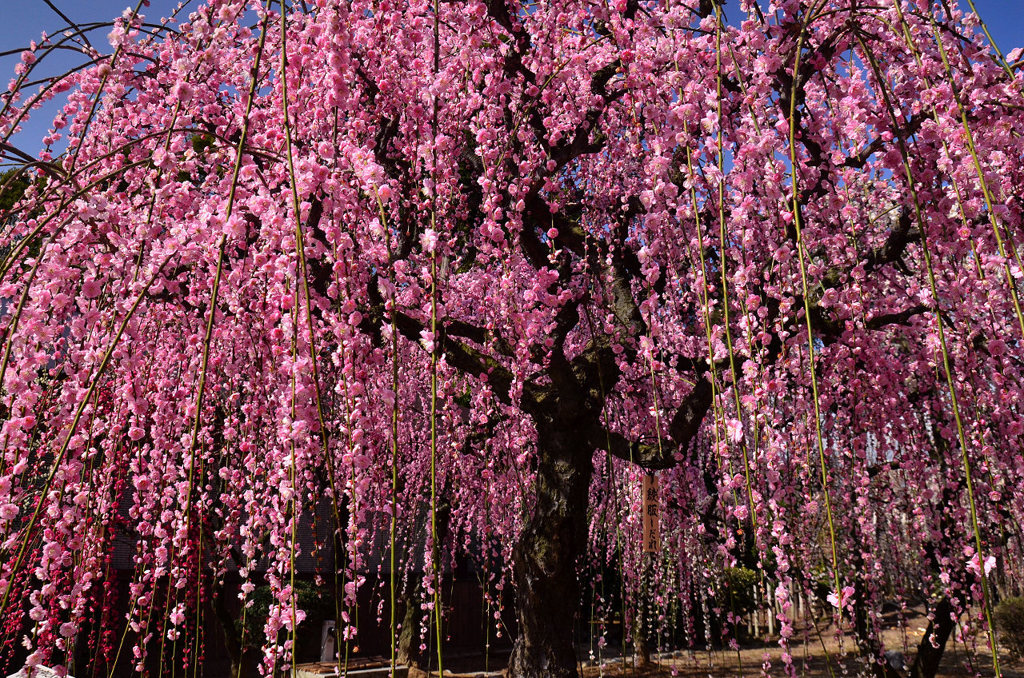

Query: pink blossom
left=81, top=278, right=102, bottom=298
left=826, top=586, right=856, bottom=610
left=171, top=81, right=194, bottom=104
left=966, top=553, right=996, bottom=578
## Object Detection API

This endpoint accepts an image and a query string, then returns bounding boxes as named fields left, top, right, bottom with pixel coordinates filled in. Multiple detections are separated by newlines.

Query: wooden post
left=748, top=586, right=755, bottom=637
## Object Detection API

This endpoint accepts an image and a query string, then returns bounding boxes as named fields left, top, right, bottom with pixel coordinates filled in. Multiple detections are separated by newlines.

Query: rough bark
left=909, top=596, right=958, bottom=678
left=397, top=588, right=424, bottom=669
left=211, top=579, right=246, bottom=678
left=507, top=414, right=594, bottom=678
left=632, top=614, right=651, bottom=668
left=850, top=587, right=902, bottom=678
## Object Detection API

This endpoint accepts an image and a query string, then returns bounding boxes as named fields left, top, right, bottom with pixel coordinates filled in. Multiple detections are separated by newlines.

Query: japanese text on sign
left=641, top=474, right=660, bottom=553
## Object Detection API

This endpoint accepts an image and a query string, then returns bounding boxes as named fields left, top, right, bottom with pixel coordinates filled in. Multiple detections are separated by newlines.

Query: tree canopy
left=0, top=0, right=1022, bottom=677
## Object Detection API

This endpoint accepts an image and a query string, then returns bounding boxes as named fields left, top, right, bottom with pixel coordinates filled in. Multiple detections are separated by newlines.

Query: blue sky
left=1, top=0, right=1022, bottom=160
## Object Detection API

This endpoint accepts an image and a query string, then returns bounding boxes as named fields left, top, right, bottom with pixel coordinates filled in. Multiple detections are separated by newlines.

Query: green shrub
left=236, top=580, right=333, bottom=659
left=0, top=169, right=30, bottom=221
left=995, top=596, right=1024, bottom=658
left=721, top=567, right=760, bottom=617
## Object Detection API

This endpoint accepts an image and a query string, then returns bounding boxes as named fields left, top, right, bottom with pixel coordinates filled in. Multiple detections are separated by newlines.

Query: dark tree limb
left=391, top=310, right=520, bottom=406
left=590, top=376, right=714, bottom=470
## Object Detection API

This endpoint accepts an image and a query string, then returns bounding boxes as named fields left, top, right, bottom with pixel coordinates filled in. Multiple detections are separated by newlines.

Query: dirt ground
left=580, top=650, right=1023, bottom=677
left=423, top=607, right=1024, bottom=677
left=312, top=606, right=1023, bottom=677
left=578, top=615, right=1024, bottom=678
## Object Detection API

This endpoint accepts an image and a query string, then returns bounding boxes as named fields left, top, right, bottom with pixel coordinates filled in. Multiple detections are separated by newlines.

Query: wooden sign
left=641, top=473, right=660, bottom=553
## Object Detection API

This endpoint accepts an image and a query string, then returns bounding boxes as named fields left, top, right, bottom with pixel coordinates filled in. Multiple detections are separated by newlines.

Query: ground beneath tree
left=403, top=606, right=1023, bottom=678
left=576, top=611, right=1023, bottom=678
left=579, top=650, right=1024, bottom=678
left=405, top=639, right=1022, bottom=678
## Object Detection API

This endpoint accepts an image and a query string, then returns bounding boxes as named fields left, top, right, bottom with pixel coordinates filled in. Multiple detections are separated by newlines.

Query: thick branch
left=391, top=310, right=519, bottom=407
left=843, top=112, right=926, bottom=170
left=591, top=377, right=714, bottom=470
left=863, top=208, right=918, bottom=274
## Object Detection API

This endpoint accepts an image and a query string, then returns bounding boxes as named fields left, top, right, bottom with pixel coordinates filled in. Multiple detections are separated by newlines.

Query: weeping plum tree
left=1, top=0, right=1023, bottom=677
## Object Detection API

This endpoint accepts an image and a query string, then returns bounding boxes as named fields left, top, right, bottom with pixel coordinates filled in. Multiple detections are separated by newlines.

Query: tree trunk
left=633, top=613, right=651, bottom=667
left=507, top=417, right=594, bottom=678
left=211, top=579, right=245, bottom=678
left=397, top=586, right=425, bottom=669
left=849, top=584, right=901, bottom=678
left=809, top=574, right=901, bottom=678
left=909, top=596, right=957, bottom=678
